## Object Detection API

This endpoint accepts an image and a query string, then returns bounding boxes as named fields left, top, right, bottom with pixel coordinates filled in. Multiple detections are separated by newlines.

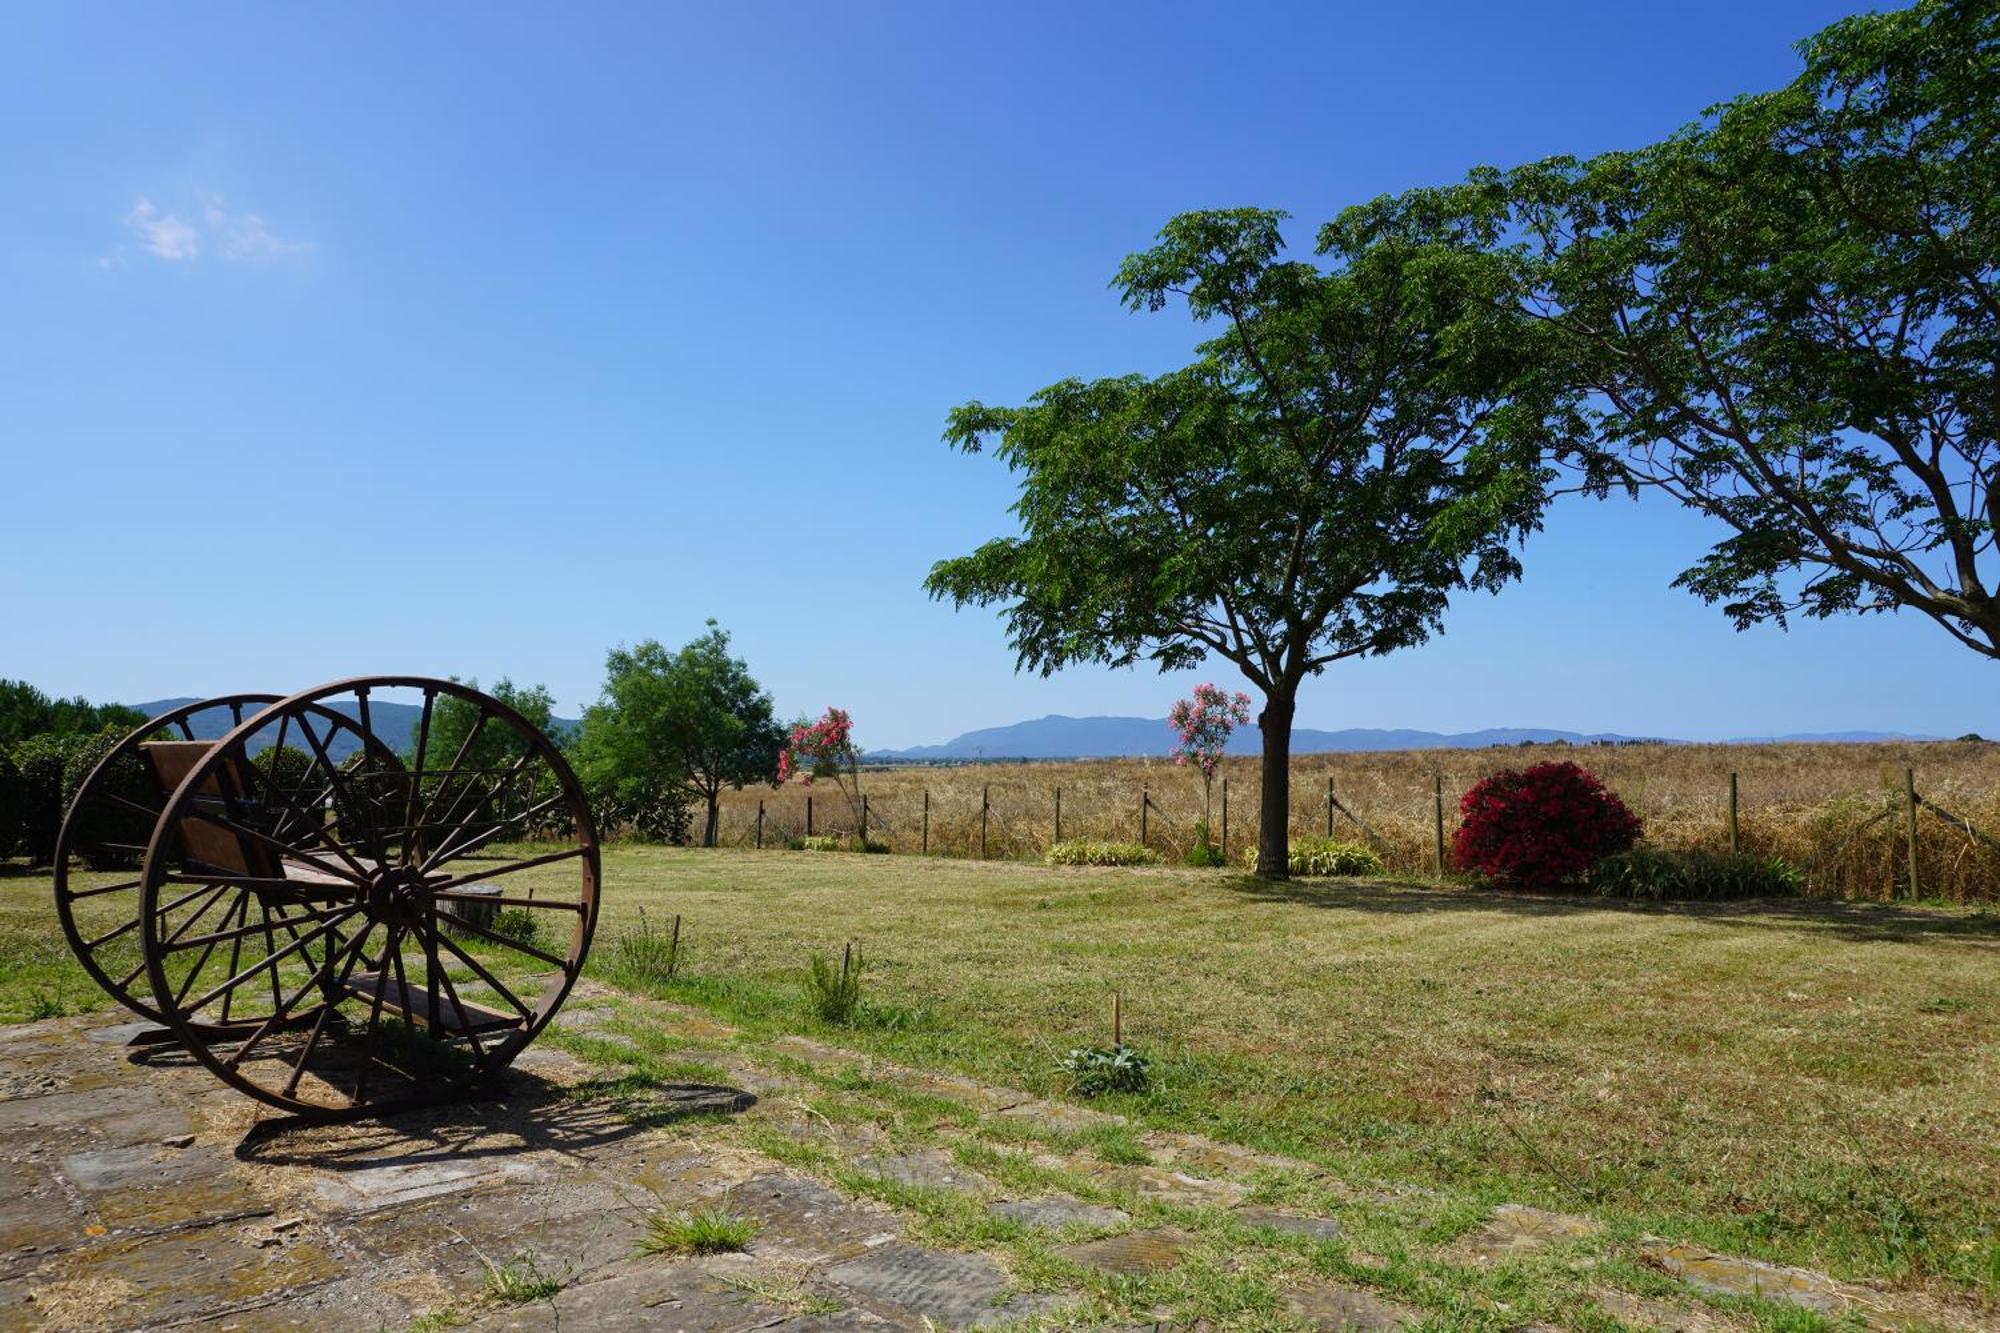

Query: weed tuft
left=804, top=943, right=863, bottom=1024
left=640, top=1204, right=758, bottom=1257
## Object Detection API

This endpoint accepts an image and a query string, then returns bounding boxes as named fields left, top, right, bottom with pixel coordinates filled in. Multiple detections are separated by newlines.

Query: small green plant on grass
left=640, top=1203, right=758, bottom=1256
left=1586, top=847, right=1803, bottom=900
left=792, top=833, right=888, bottom=853
left=490, top=907, right=539, bottom=945
left=804, top=942, right=863, bottom=1024
left=1045, top=839, right=1161, bottom=867
left=479, top=1251, right=565, bottom=1304
left=1184, top=820, right=1228, bottom=867
left=613, top=909, right=682, bottom=984
left=1055, top=1043, right=1151, bottom=1097
left=26, top=983, right=66, bottom=1021
left=1239, top=835, right=1381, bottom=877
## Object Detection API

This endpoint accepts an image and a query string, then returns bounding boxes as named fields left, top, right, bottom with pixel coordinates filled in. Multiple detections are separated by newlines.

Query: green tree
left=1345, top=0, right=1998, bottom=657
left=0, top=750, right=23, bottom=860
left=927, top=209, right=1574, bottom=877
left=578, top=622, right=785, bottom=848
left=420, top=677, right=557, bottom=774
left=0, top=680, right=145, bottom=748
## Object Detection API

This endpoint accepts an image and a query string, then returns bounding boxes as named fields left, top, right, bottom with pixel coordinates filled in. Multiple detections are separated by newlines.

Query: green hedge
left=0, top=750, right=22, bottom=858
left=1046, top=839, right=1162, bottom=867
left=1239, top=836, right=1383, bottom=877
left=1585, top=846, right=1803, bottom=901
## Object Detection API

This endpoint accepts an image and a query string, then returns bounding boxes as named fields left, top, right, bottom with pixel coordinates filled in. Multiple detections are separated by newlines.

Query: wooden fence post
left=1054, top=786, right=1062, bottom=845
left=1325, top=775, right=1334, bottom=838
left=1905, top=767, right=1920, bottom=897
left=921, top=789, right=930, bottom=855
left=861, top=794, right=869, bottom=844
left=756, top=799, right=764, bottom=850
left=980, top=784, right=989, bottom=860
left=1220, top=777, right=1229, bottom=859
left=806, top=793, right=813, bottom=838
left=1139, top=789, right=1148, bottom=845
left=1433, top=773, right=1445, bottom=874
left=1728, top=772, right=1740, bottom=854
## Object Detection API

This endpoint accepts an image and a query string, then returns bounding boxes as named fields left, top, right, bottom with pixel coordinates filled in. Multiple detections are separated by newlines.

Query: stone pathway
left=0, top=1006, right=1988, bottom=1331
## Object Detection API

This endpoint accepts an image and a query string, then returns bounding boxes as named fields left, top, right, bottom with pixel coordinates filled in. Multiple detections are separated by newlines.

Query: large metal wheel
left=53, top=694, right=397, bottom=1027
left=135, top=676, right=600, bottom=1115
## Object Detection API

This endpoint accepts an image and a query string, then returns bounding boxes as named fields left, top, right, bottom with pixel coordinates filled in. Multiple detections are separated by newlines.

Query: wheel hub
left=365, top=865, right=432, bottom=924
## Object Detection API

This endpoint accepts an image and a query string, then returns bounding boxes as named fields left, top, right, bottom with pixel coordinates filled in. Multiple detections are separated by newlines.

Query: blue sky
left=4, top=2, right=1991, bottom=748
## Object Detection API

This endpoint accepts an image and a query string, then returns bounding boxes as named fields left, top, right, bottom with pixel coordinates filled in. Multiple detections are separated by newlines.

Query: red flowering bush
left=1453, top=761, right=1642, bottom=887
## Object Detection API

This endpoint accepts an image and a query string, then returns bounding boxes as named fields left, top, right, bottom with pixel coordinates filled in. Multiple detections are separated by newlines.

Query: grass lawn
left=4, top=848, right=1997, bottom=1312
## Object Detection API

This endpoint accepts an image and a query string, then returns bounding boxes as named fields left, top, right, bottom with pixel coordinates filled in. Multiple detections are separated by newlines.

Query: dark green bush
left=1585, top=846, right=1803, bottom=901
left=60, top=724, right=155, bottom=868
left=0, top=750, right=23, bottom=858
left=12, top=733, right=90, bottom=866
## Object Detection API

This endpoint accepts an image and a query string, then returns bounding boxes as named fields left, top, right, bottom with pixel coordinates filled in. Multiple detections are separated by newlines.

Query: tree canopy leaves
left=1342, top=0, right=1998, bottom=656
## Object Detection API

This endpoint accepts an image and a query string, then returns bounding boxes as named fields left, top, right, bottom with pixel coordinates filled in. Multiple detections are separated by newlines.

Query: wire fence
left=688, top=758, right=2000, bottom=904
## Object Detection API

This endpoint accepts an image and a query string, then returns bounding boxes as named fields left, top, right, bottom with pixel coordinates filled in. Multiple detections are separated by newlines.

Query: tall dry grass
left=701, top=740, right=2000, bottom=902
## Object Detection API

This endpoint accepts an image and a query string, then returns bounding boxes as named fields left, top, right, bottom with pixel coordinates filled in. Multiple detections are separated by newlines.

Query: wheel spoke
left=430, top=907, right=570, bottom=970
left=181, top=907, right=361, bottom=1016
left=432, top=890, right=579, bottom=913
left=423, top=789, right=565, bottom=872
left=63, top=877, right=142, bottom=902
left=430, top=926, right=534, bottom=1018
left=181, top=805, right=368, bottom=886
left=88, top=881, right=213, bottom=949
left=400, top=690, right=435, bottom=868
left=416, top=710, right=492, bottom=851
left=426, top=846, right=587, bottom=894
left=173, top=891, right=249, bottom=1008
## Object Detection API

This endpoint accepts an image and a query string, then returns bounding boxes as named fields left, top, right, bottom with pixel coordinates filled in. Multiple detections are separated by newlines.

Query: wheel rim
left=52, top=694, right=393, bottom=1025
left=137, top=677, right=600, bottom=1114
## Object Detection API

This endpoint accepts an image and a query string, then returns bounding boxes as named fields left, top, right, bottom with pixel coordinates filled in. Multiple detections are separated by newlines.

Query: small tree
left=928, top=209, right=1574, bottom=878
left=1167, top=684, right=1251, bottom=833
left=579, top=623, right=785, bottom=848
left=778, top=707, right=863, bottom=827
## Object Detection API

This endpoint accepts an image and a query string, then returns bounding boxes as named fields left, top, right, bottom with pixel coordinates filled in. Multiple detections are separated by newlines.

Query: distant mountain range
left=130, top=698, right=581, bottom=760
left=123, top=699, right=1943, bottom=764
left=868, top=714, right=1942, bottom=761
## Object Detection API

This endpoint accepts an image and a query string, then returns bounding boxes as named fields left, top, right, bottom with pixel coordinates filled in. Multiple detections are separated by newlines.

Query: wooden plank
left=344, top=971, right=521, bottom=1035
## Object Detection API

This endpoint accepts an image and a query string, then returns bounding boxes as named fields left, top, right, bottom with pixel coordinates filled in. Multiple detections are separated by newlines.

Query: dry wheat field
left=704, top=739, right=2000, bottom=902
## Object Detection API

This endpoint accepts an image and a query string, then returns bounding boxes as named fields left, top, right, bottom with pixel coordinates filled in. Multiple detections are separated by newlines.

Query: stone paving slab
left=1283, top=1279, right=1421, bottom=1329
left=1234, top=1205, right=1344, bottom=1243
left=1641, top=1240, right=1849, bottom=1314
left=734, top=1171, right=901, bottom=1265
left=1455, top=1202, right=1601, bottom=1262
left=853, top=1147, right=993, bottom=1196
left=466, top=1256, right=789, bottom=1331
left=988, top=1194, right=1129, bottom=1231
left=826, top=1242, right=1057, bottom=1329
left=1057, top=1227, right=1191, bottom=1276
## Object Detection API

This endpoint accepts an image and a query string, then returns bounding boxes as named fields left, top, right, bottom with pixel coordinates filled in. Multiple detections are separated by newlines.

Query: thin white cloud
left=204, top=198, right=308, bottom=262
left=126, top=198, right=200, bottom=261
left=105, top=193, right=308, bottom=269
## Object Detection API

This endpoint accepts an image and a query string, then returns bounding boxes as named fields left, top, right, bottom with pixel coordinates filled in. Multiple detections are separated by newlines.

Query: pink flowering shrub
left=1453, top=761, right=1642, bottom=887
left=778, top=707, right=855, bottom=786
left=1168, top=684, right=1252, bottom=850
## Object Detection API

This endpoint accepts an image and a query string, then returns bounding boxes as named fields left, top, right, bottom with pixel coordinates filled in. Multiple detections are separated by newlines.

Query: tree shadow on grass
left=1221, top=873, right=2000, bottom=945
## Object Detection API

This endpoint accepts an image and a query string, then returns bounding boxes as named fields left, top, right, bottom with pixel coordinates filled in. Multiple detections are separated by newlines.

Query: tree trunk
left=703, top=790, right=720, bottom=848
left=1255, top=691, right=1295, bottom=879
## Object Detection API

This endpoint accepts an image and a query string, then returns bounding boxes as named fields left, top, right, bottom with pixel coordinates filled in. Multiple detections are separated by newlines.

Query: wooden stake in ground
left=1728, top=772, right=1740, bottom=855
left=1326, top=775, right=1335, bottom=837
left=1220, top=776, right=1229, bottom=859
left=861, top=793, right=869, bottom=844
left=1905, top=767, right=1920, bottom=896
left=1111, top=989, right=1122, bottom=1048
left=1432, top=773, right=1445, bottom=874
left=756, top=800, right=764, bottom=850
left=1139, top=789, right=1148, bottom=846
left=1054, top=785, right=1062, bottom=845
left=980, top=784, right=989, bottom=859
left=922, top=789, right=930, bottom=856
left=806, top=793, right=814, bottom=838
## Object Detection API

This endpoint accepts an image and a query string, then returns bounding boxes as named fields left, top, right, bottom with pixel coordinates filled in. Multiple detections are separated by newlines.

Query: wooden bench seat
left=343, top=972, right=523, bottom=1036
